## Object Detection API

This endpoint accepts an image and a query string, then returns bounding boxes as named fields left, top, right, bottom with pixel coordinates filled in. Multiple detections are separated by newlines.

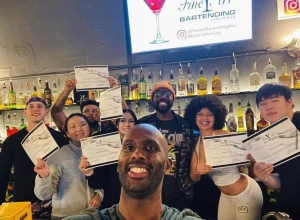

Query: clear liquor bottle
left=52, top=79, right=59, bottom=104
left=186, top=63, right=195, bottom=96
left=1, top=82, right=9, bottom=110
left=37, top=78, right=44, bottom=99
left=146, top=71, right=154, bottom=100
left=24, top=82, right=31, bottom=103
left=230, top=53, right=239, bottom=93
left=227, top=100, right=237, bottom=132
left=264, top=58, right=277, bottom=84
left=177, top=63, right=187, bottom=96
left=250, top=62, right=260, bottom=92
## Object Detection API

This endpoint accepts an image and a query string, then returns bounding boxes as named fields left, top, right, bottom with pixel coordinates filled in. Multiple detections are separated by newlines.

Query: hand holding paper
left=34, top=158, right=50, bottom=178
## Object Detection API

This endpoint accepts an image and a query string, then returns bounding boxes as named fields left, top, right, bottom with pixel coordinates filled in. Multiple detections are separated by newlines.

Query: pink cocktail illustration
left=144, top=0, right=168, bottom=44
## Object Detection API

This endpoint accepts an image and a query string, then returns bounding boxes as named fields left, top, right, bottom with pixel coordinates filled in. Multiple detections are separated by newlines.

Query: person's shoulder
left=292, top=111, right=300, bottom=130
left=3, top=129, right=27, bottom=145
left=47, top=127, right=68, bottom=146
left=62, top=207, right=110, bottom=220
left=162, top=205, right=203, bottom=220
left=138, top=113, right=156, bottom=124
left=100, top=205, right=118, bottom=220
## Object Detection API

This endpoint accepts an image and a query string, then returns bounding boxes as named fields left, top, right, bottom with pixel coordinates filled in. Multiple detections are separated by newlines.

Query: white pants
left=218, top=174, right=263, bottom=220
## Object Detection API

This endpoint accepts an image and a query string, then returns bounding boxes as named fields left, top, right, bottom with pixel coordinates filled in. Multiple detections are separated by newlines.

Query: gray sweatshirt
left=34, top=141, right=103, bottom=219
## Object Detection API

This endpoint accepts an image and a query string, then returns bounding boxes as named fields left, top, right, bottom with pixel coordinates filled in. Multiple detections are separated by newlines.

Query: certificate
left=100, top=86, right=123, bottom=121
left=243, top=117, right=300, bottom=167
left=81, top=132, right=122, bottom=169
left=74, top=65, right=110, bottom=91
left=21, top=122, right=59, bottom=165
left=203, top=133, right=249, bottom=168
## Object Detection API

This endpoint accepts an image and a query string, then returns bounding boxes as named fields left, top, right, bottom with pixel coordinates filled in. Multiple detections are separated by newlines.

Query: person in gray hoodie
left=62, top=124, right=202, bottom=220
left=34, top=113, right=103, bottom=219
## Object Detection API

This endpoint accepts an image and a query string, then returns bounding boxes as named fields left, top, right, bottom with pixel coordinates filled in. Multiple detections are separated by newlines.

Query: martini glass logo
left=284, top=0, right=300, bottom=14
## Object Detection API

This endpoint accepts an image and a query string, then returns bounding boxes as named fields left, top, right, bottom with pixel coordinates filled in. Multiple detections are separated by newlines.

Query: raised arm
left=51, top=78, right=76, bottom=132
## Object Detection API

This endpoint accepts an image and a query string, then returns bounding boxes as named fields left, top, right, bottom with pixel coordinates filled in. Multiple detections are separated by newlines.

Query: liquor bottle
left=16, top=93, right=25, bottom=109
left=237, top=100, right=245, bottom=132
left=177, top=63, right=187, bottom=96
left=264, top=58, right=277, bottom=84
left=52, top=79, right=59, bottom=104
left=6, top=113, right=12, bottom=137
left=158, top=71, right=163, bottom=81
left=146, top=71, right=154, bottom=100
left=19, top=117, right=26, bottom=130
left=250, top=62, right=260, bottom=92
left=227, top=100, right=237, bottom=132
left=230, top=52, right=240, bottom=93
left=170, top=70, right=177, bottom=95
left=65, top=91, right=74, bottom=106
left=88, top=90, right=96, bottom=101
left=31, top=82, right=38, bottom=98
left=138, top=66, right=146, bottom=99
left=245, top=99, right=255, bottom=136
left=12, top=113, right=17, bottom=130
left=37, top=78, right=44, bottom=99
left=121, top=72, right=129, bottom=100
left=116, top=74, right=121, bottom=86
left=24, top=82, right=31, bottom=103
left=212, top=69, right=222, bottom=94
left=279, top=63, right=292, bottom=88
left=44, top=80, right=52, bottom=107
left=1, top=82, right=9, bottom=110
left=8, top=79, right=16, bottom=109
left=293, top=57, right=300, bottom=88
left=257, top=115, right=270, bottom=131
left=130, top=69, right=139, bottom=100
left=197, top=67, right=208, bottom=95
left=186, top=63, right=195, bottom=96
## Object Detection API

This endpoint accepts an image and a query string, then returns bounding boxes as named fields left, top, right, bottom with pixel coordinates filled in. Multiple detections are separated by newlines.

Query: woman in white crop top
left=184, top=95, right=263, bottom=220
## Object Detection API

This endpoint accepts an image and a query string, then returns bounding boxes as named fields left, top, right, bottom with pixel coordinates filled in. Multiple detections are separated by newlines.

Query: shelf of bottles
left=1, top=53, right=300, bottom=140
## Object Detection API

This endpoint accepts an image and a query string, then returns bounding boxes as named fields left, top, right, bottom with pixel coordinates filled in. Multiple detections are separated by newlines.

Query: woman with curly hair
left=184, top=95, right=263, bottom=220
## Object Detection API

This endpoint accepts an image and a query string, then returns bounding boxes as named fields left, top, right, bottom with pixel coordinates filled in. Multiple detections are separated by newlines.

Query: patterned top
left=138, top=110, right=194, bottom=198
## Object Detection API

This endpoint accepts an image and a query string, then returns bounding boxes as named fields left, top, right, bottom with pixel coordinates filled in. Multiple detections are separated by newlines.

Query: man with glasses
left=138, top=80, right=194, bottom=211
left=51, top=77, right=122, bottom=135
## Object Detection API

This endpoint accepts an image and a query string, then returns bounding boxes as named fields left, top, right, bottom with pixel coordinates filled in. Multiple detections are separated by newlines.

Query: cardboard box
left=0, top=202, right=32, bottom=220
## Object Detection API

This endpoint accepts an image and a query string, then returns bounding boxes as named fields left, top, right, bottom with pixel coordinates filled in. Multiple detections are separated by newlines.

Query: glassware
left=197, top=67, right=208, bottom=95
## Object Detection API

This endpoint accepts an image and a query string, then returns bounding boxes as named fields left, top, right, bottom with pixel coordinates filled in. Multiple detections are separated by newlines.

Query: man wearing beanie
left=138, top=80, right=194, bottom=211
left=0, top=97, right=68, bottom=217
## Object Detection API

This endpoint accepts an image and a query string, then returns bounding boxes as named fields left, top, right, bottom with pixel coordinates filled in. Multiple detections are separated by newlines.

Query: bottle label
left=147, top=85, right=153, bottom=98
left=88, top=90, right=96, bottom=100
left=295, top=68, right=300, bottom=77
left=178, top=80, right=186, bottom=91
left=131, top=84, right=138, bottom=91
left=250, top=75, right=260, bottom=85
left=238, top=116, right=244, bottom=128
left=171, top=84, right=177, bottom=95
left=227, top=118, right=237, bottom=132
left=8, top=94, right=16, bottom=104
left=138, top=83, right=146, bottom=93
left=266, top=71, right=275, bottom=79
left=186, top=84, right=194, bottom=94
left=198, top=83, right=207, bottom=90
left=212, top=82, right=222, bottom=91
left=245, top=115, right=254, bottom=130
left=121, top=86, right=129, bottom=99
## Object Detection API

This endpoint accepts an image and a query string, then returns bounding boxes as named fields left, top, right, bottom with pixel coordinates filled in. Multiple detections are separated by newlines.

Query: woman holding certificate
left=184, top=95, right=263, bottom=220
left=33, top=113, right=103, bottom=219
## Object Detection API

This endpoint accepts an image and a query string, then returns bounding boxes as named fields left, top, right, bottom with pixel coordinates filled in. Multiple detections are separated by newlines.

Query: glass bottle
left=19, top=117, right=26, bottom=130
left=230, top=52, right=240, bottom=93
left=177, top=63, right=187, bottom=96
left=24, top=82, right=31, bottom=103
left=6, top=113, right=12, bottom=136
left=293, top=57, right=300, bottom=89
left=237, top=100, right=245, bottom=133
left=31, top=82, right=38, bottom=98
left=245, top=99, right=255, bottom=136
left=65, top=91, right=74, bottom=106
left=130, top=69, right=139, bottom=100
left=37, top=78, right=44, bottom=99
left=88, top=90, right=96, bottom=101
left=44, top=80, right=52, bottom=107
left=250, top=62, right=260, bottom=92
left=264, top=58, right=277, bottom=84
left=197, top=67, right=208, bottom=95
left=8, top=79, right=16, bottom=109
left=1, top=82, right=9, bottom=110
left=186, top=63, right=195, bottom=96
left=212, top=69, right=222, bottom=94
left=16, top=93, right=25, bottom=109
left=279, top=63, right=292, bottom=88
left=227, top=100, right=237, bottom=132
left=52, top=79, right=59, bottom=104
left=170, top=70, right=177, bottom=95
left=146, top=71, right=154, bottom=100
left=158, top=71, right=163, bottom=81
left=121, top=72, right=129, bottom=100
left=257, top=115, right=270, bottom=131
left=138, top=66, right=146, bottom=99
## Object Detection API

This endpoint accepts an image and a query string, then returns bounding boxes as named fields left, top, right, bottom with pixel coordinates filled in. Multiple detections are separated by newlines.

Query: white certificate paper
left=81, top=132, right=122, bottom=169
left=203, top=133, right=249, bottom=168
left=74, top=65, right=110, bottom=91
left=21, top=122, right=59, bottom=165
left=100, top=86, right=123, bottom=121
left=243, top=117, right=300, bottom=167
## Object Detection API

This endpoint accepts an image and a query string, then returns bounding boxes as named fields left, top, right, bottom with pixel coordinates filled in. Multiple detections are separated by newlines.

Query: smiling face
left=82, top=104, right=100, bottom=125
left=66, top=116, right=90, bottom=145
left=24, top=101, right=48, bottom=123
left=258, top=95, right=293, bottom=123
left=196, top=107, right=215, bottom=131
left=117, top=124, right=171, bottom=199
left=118, top=112, right=135, bottom=137
left=152, top=89, right=174, bottom=114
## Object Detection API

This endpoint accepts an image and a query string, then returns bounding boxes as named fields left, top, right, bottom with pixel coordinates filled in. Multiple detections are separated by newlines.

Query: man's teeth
left=130, top=167, right=148, bottom=173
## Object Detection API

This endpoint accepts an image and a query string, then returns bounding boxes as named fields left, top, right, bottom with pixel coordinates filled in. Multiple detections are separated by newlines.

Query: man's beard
left=153, top=100, right=173, bottom=114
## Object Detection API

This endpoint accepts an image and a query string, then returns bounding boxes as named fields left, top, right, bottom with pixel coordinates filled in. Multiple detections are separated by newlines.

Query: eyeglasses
left=154, top=91, right=173, bottom=98
left=120, top=118, right=135, bottom=123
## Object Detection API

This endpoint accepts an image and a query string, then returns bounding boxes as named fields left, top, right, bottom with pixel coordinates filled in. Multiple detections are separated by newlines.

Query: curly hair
left=184, top=95, right=228, bottom=131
